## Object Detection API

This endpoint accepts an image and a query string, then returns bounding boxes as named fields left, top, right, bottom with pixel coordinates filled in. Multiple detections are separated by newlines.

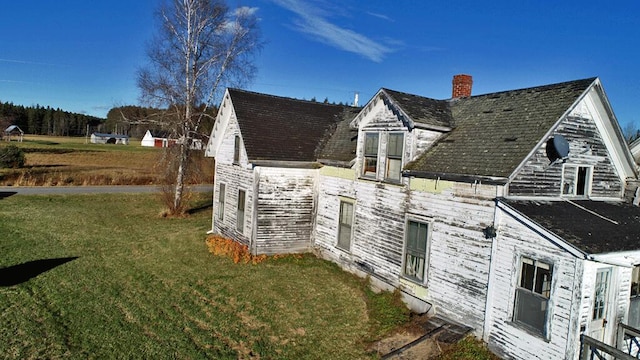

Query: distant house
left=206, top=76, right=640, bottom=360
left=90, top=133, right=129, bottom=145
left=4, top=125, right=24, bottom=142
left=140, top=130, right=176, bottom=148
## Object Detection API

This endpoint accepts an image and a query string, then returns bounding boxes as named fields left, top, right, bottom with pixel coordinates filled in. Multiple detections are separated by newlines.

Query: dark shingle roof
left=382, top=89, right=453, bottom=129
left=502, top=199, right=640, bottom=254
left=405, top=78, right=596, bottom=178
left=229, top=89, right=351, bottom=162
left=317, top=107, right=361, bottom=164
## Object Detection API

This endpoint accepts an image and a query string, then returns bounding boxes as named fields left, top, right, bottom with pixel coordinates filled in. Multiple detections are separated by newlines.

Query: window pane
left=632, top=266, right=640, bottom=297
left=338, top=202, right=353, bottom=250
left=576, top=166, right=589, bottom=196
left=233, top=136, right=240, bottom=163
left=387, top=133, right=403, bottom=157
left=364, top=157, right=377, bottom=176
left=364, top=133, right=379, bottom=156
left=514, top=288, right=548, bottom=334
left=520, top=261, right=535, bottom=291
left=217, top=184, right=225, bottom=220
left=237, top=190, right=245, bottom=232
left=535, top=266, right=552, bottom=298
left=562, top=165, right=577, bottom=195
left=386, top=158, right=402, bottom=181
left=405, top=253, right=425, bottom=281
left=417, top=222, right=428, bottom=251
left=407, top=221, right=418, bottom=250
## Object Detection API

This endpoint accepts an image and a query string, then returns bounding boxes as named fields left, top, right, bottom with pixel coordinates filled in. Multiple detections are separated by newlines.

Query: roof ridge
left=452, top=77, right=597, bottom=101
left=228, top=88, right=350, bottom=109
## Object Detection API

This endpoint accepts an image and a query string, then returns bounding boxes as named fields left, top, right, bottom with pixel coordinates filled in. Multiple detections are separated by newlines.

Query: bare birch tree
left=138, top=0, right=261, bottom=214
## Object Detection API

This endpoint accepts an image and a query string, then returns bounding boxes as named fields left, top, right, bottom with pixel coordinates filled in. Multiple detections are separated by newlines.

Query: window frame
left=236, top=189, right=246, bottom=233
left=336, top=199, right=355, bottom=251
left=402, top=219, right=431, bottom=284
left=513, top=256, right=553, bottom=337
left=217, top=183, right=226, bottom=221
left=362, top=132, right=379, bottom=178
left=561, top=164, right=593, bottom=197
left=385, top=132, right=404, bottom=182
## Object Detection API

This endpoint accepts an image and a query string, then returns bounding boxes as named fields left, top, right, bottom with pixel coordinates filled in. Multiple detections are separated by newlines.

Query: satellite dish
left=546, top=135, right=570, bottom=162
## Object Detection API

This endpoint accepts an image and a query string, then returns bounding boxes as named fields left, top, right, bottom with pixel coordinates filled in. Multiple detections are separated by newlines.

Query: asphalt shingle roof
left=382, top=88, right=453, bottom=129
left=229, top=89, right=353, bottom=162
left=405, top=78, right=596, bottom=178
left=502, top=199, right=640, bottom=254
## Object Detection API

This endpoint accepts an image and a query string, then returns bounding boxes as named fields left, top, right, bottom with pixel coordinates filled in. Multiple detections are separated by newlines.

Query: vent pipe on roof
left=353, top=92, right=359, bottom=107
left=452, top=74, right=473, bottom=98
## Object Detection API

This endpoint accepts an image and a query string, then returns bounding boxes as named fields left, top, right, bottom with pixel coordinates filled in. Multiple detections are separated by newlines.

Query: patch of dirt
left=369, top=313, right=469, bottom=360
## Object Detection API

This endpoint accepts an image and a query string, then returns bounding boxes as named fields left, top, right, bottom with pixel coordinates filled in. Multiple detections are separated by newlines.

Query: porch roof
left=500, top=199, right=640, bottom=254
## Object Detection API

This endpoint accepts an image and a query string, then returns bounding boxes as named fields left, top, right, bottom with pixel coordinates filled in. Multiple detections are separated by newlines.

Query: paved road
left=0, top=184, right=214, bottom=195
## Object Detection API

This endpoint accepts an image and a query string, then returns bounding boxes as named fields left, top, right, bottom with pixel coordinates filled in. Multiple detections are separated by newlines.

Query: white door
left=589, top=268, right=612, bottom=343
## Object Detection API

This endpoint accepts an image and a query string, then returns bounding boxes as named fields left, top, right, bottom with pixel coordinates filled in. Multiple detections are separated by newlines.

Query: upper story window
left=363, top=133, right=379, bottom=177
left=513, top=257, right=553, bottom=337
left=386, top=133, right=404, bottom=182
left=562, top=164, right=592, bottom=197
left=233, top=135, right=240, bottom=164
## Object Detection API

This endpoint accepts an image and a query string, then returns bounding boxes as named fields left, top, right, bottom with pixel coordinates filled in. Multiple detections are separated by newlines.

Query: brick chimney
left=452, top=74, right=473, bottom=98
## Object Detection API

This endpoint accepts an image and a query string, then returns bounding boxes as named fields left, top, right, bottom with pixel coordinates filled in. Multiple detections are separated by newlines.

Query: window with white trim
left=337, top=200, right=354, bottom=251
left=217, top=183, right=225, bottom=221
left=237, top=189, right=246, bottom=232
left=363, top=133, right=379, bottom=177
left=386, top=133, right=403, bottom=181
left=513, top=257, right=553, bottom=335
left=562, top=164, right=592, bottom=197
left=403, top=220, right=430, bottom=282
left=629, top=266, right=640, bottom=328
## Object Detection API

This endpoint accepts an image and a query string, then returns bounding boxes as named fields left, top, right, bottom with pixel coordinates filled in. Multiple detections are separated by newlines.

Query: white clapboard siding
left=253, top=167, right=317, bottom=255
left=509, top=97, right=624, bottom=199
left=486, top=211, right=582, bottom=360
left=213, top=163, right=254, bottom=246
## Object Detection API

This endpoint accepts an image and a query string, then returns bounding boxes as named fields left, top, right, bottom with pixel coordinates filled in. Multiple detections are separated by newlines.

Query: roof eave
left=402, top=170, right=508, bottom=185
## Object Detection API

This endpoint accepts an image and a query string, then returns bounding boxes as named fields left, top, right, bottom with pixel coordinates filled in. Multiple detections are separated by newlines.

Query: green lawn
left=0, top=193, right=408, bottom=359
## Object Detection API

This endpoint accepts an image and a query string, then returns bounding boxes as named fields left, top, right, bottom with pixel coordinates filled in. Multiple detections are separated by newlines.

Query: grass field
left=0, top=192, right=410, bottom=359
left=0, top=135, right=213, bottom=186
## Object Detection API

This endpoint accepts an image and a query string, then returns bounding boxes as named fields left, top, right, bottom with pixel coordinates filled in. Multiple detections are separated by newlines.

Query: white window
left=629, top=266, right=640, bottom=328
left=514, top=257, right=552, bottom=336
left=233, top=135, right=240, bottom=164
left=217, top=183, right=225, bottom=221
left=363, top=133, right=379, bottom=177
left=403, top=220, right=430, bottom=282
left=237, top=189, right=246, bottom=232
left=386, top=133, right=404, bottom=182
left=337, top=200, right=354, bottom=251
left=562, top=164, right=592, bottom=196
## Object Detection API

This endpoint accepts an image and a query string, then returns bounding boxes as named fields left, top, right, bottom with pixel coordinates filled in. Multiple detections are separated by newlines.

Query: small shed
left=90, top=133, right=129, bottom=145
left=140, top=130, right=176, bottom=148
left=4, top=125, right=24, bottom=142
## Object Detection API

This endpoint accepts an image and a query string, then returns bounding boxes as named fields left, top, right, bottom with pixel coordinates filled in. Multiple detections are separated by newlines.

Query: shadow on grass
left=0, top=191, right=17, bottom=200
left=187, top=203, right=212, bottom=215
left=0, top=257, right=79, bottom=287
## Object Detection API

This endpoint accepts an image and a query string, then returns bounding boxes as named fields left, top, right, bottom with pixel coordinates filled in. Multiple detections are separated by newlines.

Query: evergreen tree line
left=0, top=101, right=104, bottom=136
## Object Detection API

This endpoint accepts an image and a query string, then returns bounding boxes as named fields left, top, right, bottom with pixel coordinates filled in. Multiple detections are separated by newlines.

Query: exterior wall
left=508, top=97, right=624, bottom=199
left=407, top=179, right=497, bottom=334
left=211, top=113, right=254, bottom=247
left=486, top=210, right=583, bottom=360
left=254, top=167, right=317, bottom=255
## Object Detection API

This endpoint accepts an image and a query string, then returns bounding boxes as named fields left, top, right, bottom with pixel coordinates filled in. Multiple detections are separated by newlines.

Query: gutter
left=402, top=170, right=508, bottom=186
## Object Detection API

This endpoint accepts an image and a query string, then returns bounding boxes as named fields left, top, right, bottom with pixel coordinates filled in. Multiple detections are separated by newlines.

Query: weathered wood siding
left=254, top=167, right=317, bottom=255
left=509, top=97, right=624, bottom=198
left=211, top=113, right=254, bottom=246
left=486, top=210, right=582, bottom=360
left=407, top=179, right=497, bottom=334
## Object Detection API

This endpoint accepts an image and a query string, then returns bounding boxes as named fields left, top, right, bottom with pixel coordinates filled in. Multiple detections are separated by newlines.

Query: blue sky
left=1, top=1, right=639, bottom=131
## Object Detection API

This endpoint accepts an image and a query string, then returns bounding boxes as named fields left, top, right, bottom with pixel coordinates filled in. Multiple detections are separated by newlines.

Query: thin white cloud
left=271, top=0, right=392, bottom=62
left=234, top=6, right=259, bottom=17
left=366, top=11, right=393, bottom=22
left=0, top=58, right=61, bottom=67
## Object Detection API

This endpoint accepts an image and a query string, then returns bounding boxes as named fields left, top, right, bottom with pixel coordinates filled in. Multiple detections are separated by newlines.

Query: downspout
left=482, top=186, right=503, bottom=342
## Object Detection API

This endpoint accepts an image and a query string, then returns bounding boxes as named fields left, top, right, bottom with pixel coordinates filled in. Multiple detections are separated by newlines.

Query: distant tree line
left=105, top=105, right=217, bottom=139
left=0, top=101, right=104, bottom=136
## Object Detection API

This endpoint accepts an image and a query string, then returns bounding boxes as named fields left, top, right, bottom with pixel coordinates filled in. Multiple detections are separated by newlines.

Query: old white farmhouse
left=205, top=76, right=640, bottom=359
